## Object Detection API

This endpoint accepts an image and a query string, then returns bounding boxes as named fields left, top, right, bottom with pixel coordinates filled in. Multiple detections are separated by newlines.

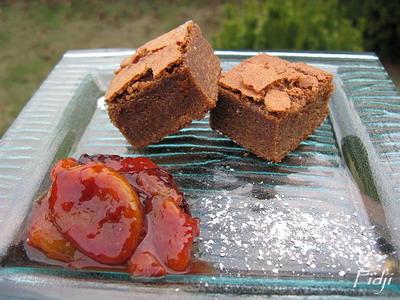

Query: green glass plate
left=0, top=50, right=399, bottom=298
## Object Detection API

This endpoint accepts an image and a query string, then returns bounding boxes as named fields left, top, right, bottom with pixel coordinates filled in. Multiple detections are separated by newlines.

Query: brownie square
left=106, top=21, right=221, bottom=148
left=210, top=54, right=333, bottom=162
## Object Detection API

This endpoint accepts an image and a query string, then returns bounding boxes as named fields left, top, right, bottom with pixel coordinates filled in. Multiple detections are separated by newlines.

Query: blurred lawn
left=0, top=0, right=399, bottom=137
left=0, top=0, right=223, bottom=136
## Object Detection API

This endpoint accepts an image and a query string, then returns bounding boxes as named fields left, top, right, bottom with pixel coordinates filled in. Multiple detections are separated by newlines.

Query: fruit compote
left=26, top=154, right=200, bottom=276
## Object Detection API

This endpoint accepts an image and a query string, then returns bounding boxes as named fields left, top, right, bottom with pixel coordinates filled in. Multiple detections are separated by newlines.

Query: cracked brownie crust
left=106, top=21, right=221, bottom=148
left=210, top=54, right=334, bottom=162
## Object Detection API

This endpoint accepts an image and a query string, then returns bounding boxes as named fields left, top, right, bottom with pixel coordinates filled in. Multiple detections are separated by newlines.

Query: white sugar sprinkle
left=198, top=187, right=387, bottom=277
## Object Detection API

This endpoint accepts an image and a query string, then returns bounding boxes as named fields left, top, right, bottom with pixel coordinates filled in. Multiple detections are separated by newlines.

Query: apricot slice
left=152, top=197, right=199, bottom=271
left=27, top=194, right=77, bottom=262
left=51, top=158, right=80, bottom=180
left=48, top=162, right=143, bottom=265
left=128, top=197, right=199, bottom=275
left=129, top=251, right=166, bottom=277
left=78, top=155, right=184, bottom=210
left=128, top=169, right=184, bottom=212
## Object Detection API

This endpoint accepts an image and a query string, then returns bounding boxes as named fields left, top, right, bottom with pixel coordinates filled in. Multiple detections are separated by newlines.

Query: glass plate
left=0, top=50, right=399, bottom=298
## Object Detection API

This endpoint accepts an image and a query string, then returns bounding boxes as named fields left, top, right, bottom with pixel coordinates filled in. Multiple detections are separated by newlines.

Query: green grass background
left=0, top=0, right=398, bottom=137
left=0, top=0, right=223, bottom=136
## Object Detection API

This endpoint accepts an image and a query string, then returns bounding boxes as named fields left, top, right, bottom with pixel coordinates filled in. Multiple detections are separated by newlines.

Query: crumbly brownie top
left=106, top=21, right=195, bottom=101
left=219, top=54, right=333, bottom=113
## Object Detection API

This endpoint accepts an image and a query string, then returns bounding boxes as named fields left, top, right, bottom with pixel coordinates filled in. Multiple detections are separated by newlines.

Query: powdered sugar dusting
left=193, top=184, right=387, bottom=277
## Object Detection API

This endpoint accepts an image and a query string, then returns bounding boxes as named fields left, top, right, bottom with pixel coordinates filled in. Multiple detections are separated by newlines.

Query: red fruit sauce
left=26, top=154, right=200, bottom=276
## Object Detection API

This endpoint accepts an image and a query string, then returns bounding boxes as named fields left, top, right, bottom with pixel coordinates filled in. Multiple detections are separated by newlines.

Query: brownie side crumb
left=211, top=88, right=279, bottom=160
left=272, top=93, right=330, bottom=161
left=211, top=86, right=331, bottom=162
left=183, top=24, right=221, bottom=106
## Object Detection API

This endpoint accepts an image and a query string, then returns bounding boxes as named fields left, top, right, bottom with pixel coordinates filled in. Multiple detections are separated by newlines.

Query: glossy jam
left=26, top=154, right=200, bottom=276
left=129, top=197, right=199, bottom=276
left=79, top=154, right=186, bottom=213
left=28, top=194, right=77, bottom=262
left=49, top=162, right=143, bottom=265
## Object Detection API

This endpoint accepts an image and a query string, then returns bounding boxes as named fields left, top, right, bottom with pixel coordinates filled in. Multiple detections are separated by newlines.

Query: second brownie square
left=210, top=54, right=333, bottom=162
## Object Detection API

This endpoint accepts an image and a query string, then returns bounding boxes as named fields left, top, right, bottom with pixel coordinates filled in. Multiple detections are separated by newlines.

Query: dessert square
left=210, top=54, right=333, bottom=162
left=106, top=21, right=221, bottom=148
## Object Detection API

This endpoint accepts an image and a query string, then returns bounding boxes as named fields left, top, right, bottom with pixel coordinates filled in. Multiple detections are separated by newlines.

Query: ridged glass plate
left=0, top=50, right=399, bottom=299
